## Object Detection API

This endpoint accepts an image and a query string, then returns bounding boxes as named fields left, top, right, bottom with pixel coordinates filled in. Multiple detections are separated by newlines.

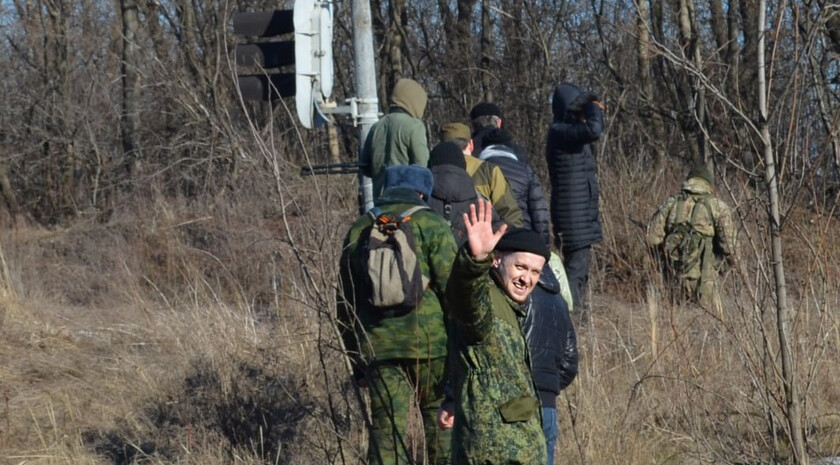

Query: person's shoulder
left=706, top=195, right=732, bottom=215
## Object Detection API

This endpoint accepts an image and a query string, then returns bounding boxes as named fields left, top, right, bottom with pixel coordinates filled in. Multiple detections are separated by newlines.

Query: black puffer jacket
left=522, top=263, right=579, bottom=406
left=473, top=126, right=530, bottom=164
left=479, top=144, right=550, bottom=247
left=545, top=83, right=605, bottom=251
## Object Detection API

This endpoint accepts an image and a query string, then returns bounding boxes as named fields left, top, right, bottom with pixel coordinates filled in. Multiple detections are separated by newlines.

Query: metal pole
left=351, top=0, right=378, bottom=213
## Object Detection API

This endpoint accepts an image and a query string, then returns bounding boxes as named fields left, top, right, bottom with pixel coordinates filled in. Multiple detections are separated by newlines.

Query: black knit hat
left=470, top=102, right=502, bottom=120
left=429, top=141, right=467, bottom=169
left=687, top=164, right=714, bottom=186
left=495, top=227, right=550, bottom=261
left=483, top=128, right=513, bottom=146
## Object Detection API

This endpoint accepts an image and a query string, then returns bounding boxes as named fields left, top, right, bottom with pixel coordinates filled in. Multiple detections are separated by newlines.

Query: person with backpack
left=337, top=165, right=458, bottom=465
left=646, top=164, right=737, bottom=308
left=426, top=140, right=505, bottom=246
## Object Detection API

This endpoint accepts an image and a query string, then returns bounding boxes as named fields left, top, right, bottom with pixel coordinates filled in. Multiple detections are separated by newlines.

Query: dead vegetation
left=0, top=160, right=838, bottom=465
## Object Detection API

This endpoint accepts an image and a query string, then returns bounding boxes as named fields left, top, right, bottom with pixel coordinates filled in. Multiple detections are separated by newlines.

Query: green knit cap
left=688, top=164, right=714, bottom=185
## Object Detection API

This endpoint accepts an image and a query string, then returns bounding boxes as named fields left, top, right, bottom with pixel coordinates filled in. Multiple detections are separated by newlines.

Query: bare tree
left=757, top=0, right=807, bottom=461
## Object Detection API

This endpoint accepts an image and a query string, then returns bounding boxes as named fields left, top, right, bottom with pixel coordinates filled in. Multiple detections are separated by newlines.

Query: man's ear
left=467, top=139, right=474, bottom=155
left=492, top=251, right=502, bottom=268
left=496, top=118, right=503, bottom=128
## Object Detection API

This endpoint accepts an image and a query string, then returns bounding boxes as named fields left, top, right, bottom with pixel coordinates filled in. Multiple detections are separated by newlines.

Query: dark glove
left=569, top=91, right=599, bottom=113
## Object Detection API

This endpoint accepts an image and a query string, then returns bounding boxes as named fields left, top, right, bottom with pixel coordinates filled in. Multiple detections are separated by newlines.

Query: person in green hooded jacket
left=361, top=78, right=430, bottom=199
left=442, top=198, right=548, bottom=465
left=338, top=165, right=457, bottom=465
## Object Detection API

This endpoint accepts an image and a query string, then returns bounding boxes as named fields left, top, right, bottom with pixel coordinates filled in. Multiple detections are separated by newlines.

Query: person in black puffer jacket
left=545, top=83, right=605, bottom=315
left=469, top=102, right=530, bottom=163
left=479, top=128, right=551, bottom=247
left=522, top=263, right=579, bottom=465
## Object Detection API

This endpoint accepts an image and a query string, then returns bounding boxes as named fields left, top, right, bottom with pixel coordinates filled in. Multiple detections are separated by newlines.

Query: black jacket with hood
left=545, top=83, right=605, bottom=251
left=522, top=264, right=579, bottom=406
left=473, top=126, right=530, bottom=164
left=479, top=144, right=551, bottom=246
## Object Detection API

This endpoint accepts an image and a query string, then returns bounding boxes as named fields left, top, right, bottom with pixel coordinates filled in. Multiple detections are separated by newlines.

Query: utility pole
left=352, top=0, right=379, bottom=213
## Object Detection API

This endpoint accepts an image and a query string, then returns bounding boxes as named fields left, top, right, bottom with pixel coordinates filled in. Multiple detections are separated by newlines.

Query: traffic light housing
left=233, top=0, right=333, bottom=128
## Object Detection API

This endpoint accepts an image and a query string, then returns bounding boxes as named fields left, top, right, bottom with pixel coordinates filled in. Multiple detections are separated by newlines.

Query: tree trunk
left=756, top=0, right=807, bottom=461
left=637, top=0, right=665, bottom=162
left=386, top=0, right=405, bottom=91
left=480, top=0, right=493, bottom=102
left=121, top=0, right=141, bottom=180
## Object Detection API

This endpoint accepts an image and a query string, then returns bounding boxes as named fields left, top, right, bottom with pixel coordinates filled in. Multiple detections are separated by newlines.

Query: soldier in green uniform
left=338, top=165, right=458, bottom=465
left=444, top=198, right=549, bottom=465
left=646, top=164, right=737, bottom=308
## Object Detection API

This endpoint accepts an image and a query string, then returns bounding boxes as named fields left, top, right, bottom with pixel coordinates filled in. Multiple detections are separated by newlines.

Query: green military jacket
left=647, top=176, right=736, bottom=281
left=360, top=80, right=430, bottom=198
left=338, top=188, right=457, bottom=368
left=464, top=155, right=524, bottom=227
left=446, top=247, right=546, bottom=465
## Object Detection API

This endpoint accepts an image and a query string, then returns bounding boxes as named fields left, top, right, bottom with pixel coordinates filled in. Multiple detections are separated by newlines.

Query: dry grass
left=0, top=160, right=838, bottom=465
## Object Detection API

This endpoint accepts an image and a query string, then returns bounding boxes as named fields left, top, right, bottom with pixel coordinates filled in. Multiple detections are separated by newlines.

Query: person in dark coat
left=478, top=128, right=551, bottom=246
left=545, top=83, right=605, bottom=315
left=469, top=102, right=529, bottom=163
left=521, top=264, right=578, bottom=465
left=427, top=141, right=504, bottom=247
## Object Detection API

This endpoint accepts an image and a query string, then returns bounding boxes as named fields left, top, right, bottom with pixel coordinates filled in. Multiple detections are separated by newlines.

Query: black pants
left=562, top=245, right=591, bottom=311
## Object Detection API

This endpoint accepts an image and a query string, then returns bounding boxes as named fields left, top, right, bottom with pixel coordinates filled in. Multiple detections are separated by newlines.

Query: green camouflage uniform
left=446, top=247, right=546, bottom=465
left=646, top=176, right=736, bottom=307
left=338, top=187, right=457, bottom=465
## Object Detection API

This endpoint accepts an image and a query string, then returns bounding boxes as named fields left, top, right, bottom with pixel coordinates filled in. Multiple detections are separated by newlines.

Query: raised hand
left=463, top=197, right=507, bottom=261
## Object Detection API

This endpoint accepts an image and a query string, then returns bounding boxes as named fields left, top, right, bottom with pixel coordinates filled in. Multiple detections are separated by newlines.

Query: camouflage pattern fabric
left=464, top=155, right=524, bottom=227
left=338, top=188, right=458, bottom=365
left=647, top=177, right=736, bottom=307
left=446, top=248, right=546, bottom=465
left=338, top=188, right=457, bottom=465
left=366, top=357, right=450, bottom=465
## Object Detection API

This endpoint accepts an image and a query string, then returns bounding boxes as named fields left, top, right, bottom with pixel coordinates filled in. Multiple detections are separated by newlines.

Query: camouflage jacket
left=647, top=177, right=736, bottom=280
left=464, top=155, right=524, bottom=228
left=446, top=247, right=546, bottom=465
left=337, top=188, right=457, bottom=369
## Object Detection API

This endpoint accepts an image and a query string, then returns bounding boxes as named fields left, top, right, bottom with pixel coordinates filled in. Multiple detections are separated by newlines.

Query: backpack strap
left=398, top=205, right=430, bottom=221
left=368, top=206, right=383, bottom=222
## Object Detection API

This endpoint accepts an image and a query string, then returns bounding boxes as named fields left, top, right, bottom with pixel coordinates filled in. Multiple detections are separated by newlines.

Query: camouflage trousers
left=668, top=275, right=722, bottom=312
left=365, top=357, right=451, bottom=465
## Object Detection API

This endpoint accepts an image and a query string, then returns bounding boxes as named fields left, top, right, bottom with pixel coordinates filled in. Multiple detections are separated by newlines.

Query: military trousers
left=366, top=356, right=451, bottom=465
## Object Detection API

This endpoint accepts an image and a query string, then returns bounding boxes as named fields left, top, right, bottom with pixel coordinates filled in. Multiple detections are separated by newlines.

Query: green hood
left=391, top=78, right=427, bottom=119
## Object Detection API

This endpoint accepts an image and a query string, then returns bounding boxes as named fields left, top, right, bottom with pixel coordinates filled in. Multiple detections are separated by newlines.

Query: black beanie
left=495, top=227, right=550, bottom=261
left=429, top=141, right=467, bottom=169
left=470, top=102, right=502, bottom=120
left=483, top=128, right=513, bottom=146
left=687, top=164, right=714, bottom=186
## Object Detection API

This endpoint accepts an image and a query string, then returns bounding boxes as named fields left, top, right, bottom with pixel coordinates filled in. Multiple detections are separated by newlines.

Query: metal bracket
left=316, top=97, right=380, bottom=127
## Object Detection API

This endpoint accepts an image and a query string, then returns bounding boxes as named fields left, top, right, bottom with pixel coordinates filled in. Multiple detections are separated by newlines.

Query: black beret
left=470, top=102, right=503, bottom=120
left=495, top=227, right=550, bottom=261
